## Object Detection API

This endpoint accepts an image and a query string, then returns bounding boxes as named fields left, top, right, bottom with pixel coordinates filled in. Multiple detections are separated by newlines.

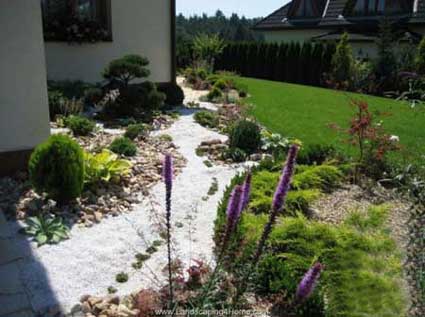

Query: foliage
left=192, top=34, right=226, bottom=70
left=103, top=55, right=150, bottom=87
left=157, top=82, right=185, bottom=108
left=29, top=134, right=85, bottom=204
left=229, top=120, right=262, bottom=154
left=124, top=123, right=147, bottom=140
left=297, top=144, right=338, bottom=165
left=84, top=87, right=103, bottom=105
left=48, top=90, right=83, bottom=119
left=83, top=149, right=132, bottom=185
left=252, top=207, right=407, bottom=316
left=215, top=42, right=335, bottom=87
left=109, top=137, right=137, bottom=157
left=329, top=33, right=354, bottom=89
left=194, top=110, right=219, bottom=128
left=64, top=115, right=96, bottom=136
left=292, top=165, right=343, bottom=192
left=107, top=82, right=165, bottom=120
left=213, top=79, right=230, bottom=91
left=330, top=99, right=399, bottom=181
left=222, top=147, right=247, bottom=163
left=261, top=130, right=291, bottom=159
left=207, top=87, right=223, bottom=101
left=416, top=38, right=425, bottom=75
left=116, top=272, right=129, bottom=283
left=24, top=215, right=70, bottom=246
left=374, top=19, right=398, bottom=94
left=48, top=80, right=97, bottom=100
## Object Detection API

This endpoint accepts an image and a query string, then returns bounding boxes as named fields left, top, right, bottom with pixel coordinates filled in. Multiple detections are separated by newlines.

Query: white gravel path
left=7, top=97, right=246, bottom=314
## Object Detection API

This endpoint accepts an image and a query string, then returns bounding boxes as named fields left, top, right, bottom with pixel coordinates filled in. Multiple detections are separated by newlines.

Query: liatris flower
left=162, top=154, right=174, bottom=306
left=233, top=145, right=300, bottom=305
left=226, top=185, right=244, bottom=232
left=272, top=145, right=299, bottom=212
left=296, top=263, right=323, bottom=303
left=240, top=172, right=252, bottom=212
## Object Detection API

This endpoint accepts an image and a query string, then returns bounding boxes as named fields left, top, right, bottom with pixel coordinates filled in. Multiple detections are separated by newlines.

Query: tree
left=103, top=55, right=150, bottom=87
left=374, top=19, right=397, bottom=92
left=192, top=34, right=226, bottom=71
left=415, top=37, right=425, bottom=75
left=330, top=32, right=354, bottom=84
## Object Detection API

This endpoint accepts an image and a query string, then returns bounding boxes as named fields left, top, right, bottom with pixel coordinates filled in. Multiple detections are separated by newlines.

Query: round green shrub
left=207, top=87, right=222, bottom=101
left=213, top=79, right=228, bottom=91
left=109, top=137, right=137, bottom=156
left=157, top=82, right=185, bottom=108
left=194, top=110, right=219, bottom=128
left=222, top=147, right=247, bottom=162
left=229, top=120, right=262, bottom=154
left=64, top=115, right=96, bottom=136
left=29, top=134, right=84, bottom=204
left=124, top=123, right=146, bottom=140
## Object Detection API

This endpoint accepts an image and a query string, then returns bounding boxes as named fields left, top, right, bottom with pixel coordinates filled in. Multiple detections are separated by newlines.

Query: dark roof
left=253, top=0, right=425, bottom=30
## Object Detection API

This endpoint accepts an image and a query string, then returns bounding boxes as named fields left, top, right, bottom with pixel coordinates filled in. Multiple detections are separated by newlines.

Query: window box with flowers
left=41, top=0, right=112, bottom=44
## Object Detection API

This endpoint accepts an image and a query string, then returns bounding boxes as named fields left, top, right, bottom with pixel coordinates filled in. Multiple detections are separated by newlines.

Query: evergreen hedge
left=215, top=42, right=336, bottom=87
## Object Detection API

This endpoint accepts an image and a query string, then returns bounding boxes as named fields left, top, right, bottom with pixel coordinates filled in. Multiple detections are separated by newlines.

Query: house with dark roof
left=254, top=0, right=425, bottom=58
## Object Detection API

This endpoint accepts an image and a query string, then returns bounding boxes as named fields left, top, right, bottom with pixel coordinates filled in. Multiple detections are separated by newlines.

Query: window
left=290, top=0, right=326, bottom=18
left=351, top=0, right=412, bottom=15
left=41, top=0, right=112, bottom=42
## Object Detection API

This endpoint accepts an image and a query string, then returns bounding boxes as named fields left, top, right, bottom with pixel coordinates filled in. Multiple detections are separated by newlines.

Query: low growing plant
left=109, top=137, right=137, bottom=157
left=25, top=215, right=70, bottom=246
left=83, top=149, right=132, bottom=185
left=207, top=87, right=223, bottom=102
left=64, top=115, right=96, bottom=136
left=124, top=123, right=146, bottom=140
left=194, top=110, right=219, bottom=128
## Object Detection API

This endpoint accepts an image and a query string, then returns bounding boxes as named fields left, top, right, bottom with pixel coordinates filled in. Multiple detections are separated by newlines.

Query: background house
left=0, top=0, right=176, bottom=175
left=254, top=0, right=425, bottom=58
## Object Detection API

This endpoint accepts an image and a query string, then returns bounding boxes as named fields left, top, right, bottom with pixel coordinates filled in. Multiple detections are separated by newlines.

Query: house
left=253, top=0, right=425, bottom=58
left=0, top=0, right=176, bottom=176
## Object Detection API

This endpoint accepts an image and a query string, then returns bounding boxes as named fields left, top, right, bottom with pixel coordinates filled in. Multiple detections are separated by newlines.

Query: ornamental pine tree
left=415, top=37, right=425, bottom=75
left=330, top=32, right=354, bottom=84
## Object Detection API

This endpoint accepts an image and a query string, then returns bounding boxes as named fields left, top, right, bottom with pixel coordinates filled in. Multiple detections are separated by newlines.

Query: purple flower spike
left=240, top=172, right=252, bottom=212
left=163, top=154, right=173, bottom=192
left=226, top=185, right=244, bottom=230
left=296, top=262, right=323, bottom=302
left=272, top=145, right=299, bottom=212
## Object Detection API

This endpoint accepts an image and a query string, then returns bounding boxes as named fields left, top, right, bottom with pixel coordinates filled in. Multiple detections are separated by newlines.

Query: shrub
left=254, top=207, right=406, bottom=317
left=292, top=165, right=343, bottom=192
left=108, top=82, right=165, bottom=120
left=194, top=110, right=219, bottom=128
left=297, top=144, right=337, bottom=165
left=124, top=123, right=146, bottom=140
left=416, top=37, right=425, bottom=75
left=48, top=80, right=95, bottom=99
left=229, top=120, right=262, bottom=154
left=83, top=149, right=132, bottom=184
left=109, top=137, right=137, bottom=156
left=207, top=87, right=223, bottom=101
left=29, top=134, right=85, bottom=204
left=222, top=147, right=247, bottom=162
left=103, top=54, right=150, bottom=87
left=157, top=82, right=185, bottom=107
left=64, top=115, right=96, bottom=136
left=329, top=32, right=354, bottom=88
left=48, top=90, right=83, bottom=119
left=213, top=79, right=229, bottom=91
left=84, top=87, right=103, bottom=105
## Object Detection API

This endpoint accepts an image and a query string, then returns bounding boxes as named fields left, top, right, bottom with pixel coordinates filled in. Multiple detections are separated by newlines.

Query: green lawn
left=231, top=76, right=425, bottom=163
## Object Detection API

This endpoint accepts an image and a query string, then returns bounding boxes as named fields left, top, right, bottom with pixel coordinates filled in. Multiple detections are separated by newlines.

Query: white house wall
left=0, top=0, right=50, bottom=153
left=45, top=0, right=172, bottom=83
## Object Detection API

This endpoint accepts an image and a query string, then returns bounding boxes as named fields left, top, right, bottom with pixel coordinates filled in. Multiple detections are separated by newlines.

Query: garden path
left=0, top=80, right=246, bottom=316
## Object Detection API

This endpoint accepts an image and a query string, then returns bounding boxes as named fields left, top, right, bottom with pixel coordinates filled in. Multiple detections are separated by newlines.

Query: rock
left=94, top=212, right=103, bottom=223
left=200, top=139, right=222, bottom=146
left=249, top=153, right=263, bottom=162
left=79, top=294, right=90, bottom=303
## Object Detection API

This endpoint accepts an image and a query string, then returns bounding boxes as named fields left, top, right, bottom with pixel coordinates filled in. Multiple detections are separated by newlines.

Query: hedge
left=215, top=41, right=336, bottom=87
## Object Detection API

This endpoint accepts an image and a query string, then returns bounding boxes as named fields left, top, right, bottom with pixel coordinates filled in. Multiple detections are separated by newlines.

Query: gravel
left=6, top=96, right=247, bottom=314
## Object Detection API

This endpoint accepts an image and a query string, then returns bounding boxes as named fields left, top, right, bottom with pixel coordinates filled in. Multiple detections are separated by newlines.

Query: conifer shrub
left=229, top=120, right=262, bottom=154
left=124, top=123, right=146, bottom=140
left=109, top=137, right=137, bottom=157
left=64, top=115, right=96, bottom=136
left=157, top=82, right=185, bottom=108
left=415, top=37, right=425, bottom=75
left=207, top=87, right=223, bottom=101
left=29, top=135, right=84, bottom=204
left=194, top=110, right=219, bottom=128
left=103, top=54, right=150, bottom=87
left=329, top=32, right=354, bottom=88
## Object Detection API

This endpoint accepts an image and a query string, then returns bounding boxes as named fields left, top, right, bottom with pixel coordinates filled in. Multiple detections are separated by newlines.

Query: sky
left=177, top=0, right=290, bottom=18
